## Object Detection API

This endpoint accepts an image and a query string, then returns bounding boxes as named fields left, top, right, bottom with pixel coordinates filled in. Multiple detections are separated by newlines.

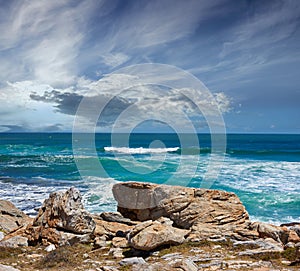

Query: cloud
left=0, top=0, right=97, bottom=86
left=101, top=52, right=129, bottom=68
left=0, top=123, right=63, bottom=133
left=29, top=72, right=231, bottom=132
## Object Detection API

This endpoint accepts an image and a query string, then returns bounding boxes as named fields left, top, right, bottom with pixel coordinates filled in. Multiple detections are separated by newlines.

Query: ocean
left=0, top=133, right=299, bottom=225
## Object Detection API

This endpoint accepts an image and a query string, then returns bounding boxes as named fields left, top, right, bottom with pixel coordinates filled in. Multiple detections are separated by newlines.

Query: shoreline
left=1, top=182, right=299, bottom=270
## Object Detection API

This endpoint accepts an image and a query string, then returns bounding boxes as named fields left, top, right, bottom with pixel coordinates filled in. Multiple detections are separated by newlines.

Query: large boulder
left=113, top=182, right=249, bottom=229
left=33, top=187, right=95, bottom=234
left=26, top=187, right=95, bottom=245
left=128, top=217, right=189, bottom=251
left=0, top=200, right=31, bottom=234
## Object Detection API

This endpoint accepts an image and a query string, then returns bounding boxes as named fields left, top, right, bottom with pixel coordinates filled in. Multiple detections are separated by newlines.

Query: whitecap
left=104, top=146, right=179, bottom=154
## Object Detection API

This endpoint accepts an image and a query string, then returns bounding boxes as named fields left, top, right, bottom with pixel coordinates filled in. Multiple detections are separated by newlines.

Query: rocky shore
left=0, top=182, right=299, bottom=270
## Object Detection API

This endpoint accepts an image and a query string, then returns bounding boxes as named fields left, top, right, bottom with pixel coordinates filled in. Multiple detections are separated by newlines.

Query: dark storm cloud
left=30, top=90, right=134, bottom=126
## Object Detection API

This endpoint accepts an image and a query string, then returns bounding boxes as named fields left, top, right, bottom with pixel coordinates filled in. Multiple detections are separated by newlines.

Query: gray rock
left=161, top=252, right=183, bottom=260
left=171, top=259, right=198, bottom=271
left=0, top=231, right=4, bottom=241
left=128, top=219, right=188, bottom=251
left=0, top=235, right=28, bottom=247
left=100, top=212, right=137, bottom=225
left=33, top=187, right=95, bottom=234
left=238, top=238, right=283, bottom=256
left=0, top=264, right=20, bottom=271
left=119, top=257, right=146, bottom=266
left=59, top=232, right=92, bottom=246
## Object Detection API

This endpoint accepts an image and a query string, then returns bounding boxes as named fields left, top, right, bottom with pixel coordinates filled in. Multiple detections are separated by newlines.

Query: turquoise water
left=0, top=133, right=299, bottom=224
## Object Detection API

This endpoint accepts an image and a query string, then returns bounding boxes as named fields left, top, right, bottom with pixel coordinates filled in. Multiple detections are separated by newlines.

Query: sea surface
left=0, top=133, right=299, bottom=225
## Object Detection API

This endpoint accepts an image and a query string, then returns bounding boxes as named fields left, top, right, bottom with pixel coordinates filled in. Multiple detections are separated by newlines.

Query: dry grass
left=0, top=240, right=299, bottom=270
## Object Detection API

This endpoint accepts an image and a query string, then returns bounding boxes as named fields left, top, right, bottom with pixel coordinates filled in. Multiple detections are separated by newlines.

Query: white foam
left=104, top=146, right=179, bottom=154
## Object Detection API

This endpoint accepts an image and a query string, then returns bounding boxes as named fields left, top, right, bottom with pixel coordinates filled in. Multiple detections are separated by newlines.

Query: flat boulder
left=113, top=182, right=249, bottom=229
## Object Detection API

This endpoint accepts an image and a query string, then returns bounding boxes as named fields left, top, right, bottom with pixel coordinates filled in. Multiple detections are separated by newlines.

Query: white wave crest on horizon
left=104, top=146, right=179, bottom=154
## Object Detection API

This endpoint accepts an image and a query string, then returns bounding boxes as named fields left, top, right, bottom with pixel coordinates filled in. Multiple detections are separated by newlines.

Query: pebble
left=45, top=244, right=56, bottom=252
left=119, top=257, right=146, bottom=266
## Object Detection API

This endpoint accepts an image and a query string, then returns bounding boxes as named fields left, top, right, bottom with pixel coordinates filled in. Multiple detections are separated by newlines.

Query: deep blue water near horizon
left=0, top=132, right=299, bottom=225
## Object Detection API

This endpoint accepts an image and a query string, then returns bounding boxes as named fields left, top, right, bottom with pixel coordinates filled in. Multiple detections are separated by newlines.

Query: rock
left=291, top=226, right=300, bottom=237
left=161, top=252, right=183, bottom=260
left=59, top=232, right=92, bottom=246
left=288, top=230, right=300, bottom=243
left=94, top=236, right=108, bottom=248
left=0, top=200, right=31, bottom=234
left=100, top=212, right=137, bottom=225
left=45, top=243, right=56, bottom=252
left=108, top=247, right=124, bottom=258
left=93, top=217, right=133, bottom=238
left=128, top=218, right=189, bottom=251
left=0, top=231, right=4, bottom=241
left=113, top=182, right=249, bottom=229
left=25, top=188, right=96, bottom=246
left=171, top=259, right=198, bottom=271
left=238, top=238, right=283, bottom=256
left=119, top=257, right=146, bottom=266
left=33, top=187, right=95, bottom=234
left=252, top=222, right=289, bottom=244
left=112, top=237, right=128, bottom=248
left=0, top=264, right=20, bottom=271
left=0, top=235, right=28, bottom=247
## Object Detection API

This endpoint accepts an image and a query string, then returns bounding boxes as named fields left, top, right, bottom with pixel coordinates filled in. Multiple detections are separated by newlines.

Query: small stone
left=0, top=232, right=4, bottom=241
left=161, top=252, right=183, bottom=260
left=213, top=245, right=222, bottom=249
left=119, top=257, right=146, bottom=266
left=112, top=237, right=128, bottom=248
left=281, top=260, right=292, bottom=265
left=109, top=247, right=124, bottom=258
left=94, top=236, right=107, bottom=248
left=45, top=244, right=56, bottom=252
left=83, top=253, right=89, bottom=259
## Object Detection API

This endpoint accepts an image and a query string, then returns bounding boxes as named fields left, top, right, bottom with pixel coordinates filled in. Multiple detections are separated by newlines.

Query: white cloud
left=101, top=52, right=129, bottom=68
left=0, top=0, right=97, bottom=86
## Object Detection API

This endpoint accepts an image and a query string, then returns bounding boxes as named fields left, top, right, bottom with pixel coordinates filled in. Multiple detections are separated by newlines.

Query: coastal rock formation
left=113, top=182, right=249, bottom=229
left=0, top=183, right=300, bottom=270
left=0, top=200, right=31, bottom=234
left=33, top=187, right=95, bottom=234
left=25, top=187, right=95, bottom=245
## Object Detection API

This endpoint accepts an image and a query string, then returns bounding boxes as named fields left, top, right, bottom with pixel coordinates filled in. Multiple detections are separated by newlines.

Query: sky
left=0, top=0, right=299, bottom=133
